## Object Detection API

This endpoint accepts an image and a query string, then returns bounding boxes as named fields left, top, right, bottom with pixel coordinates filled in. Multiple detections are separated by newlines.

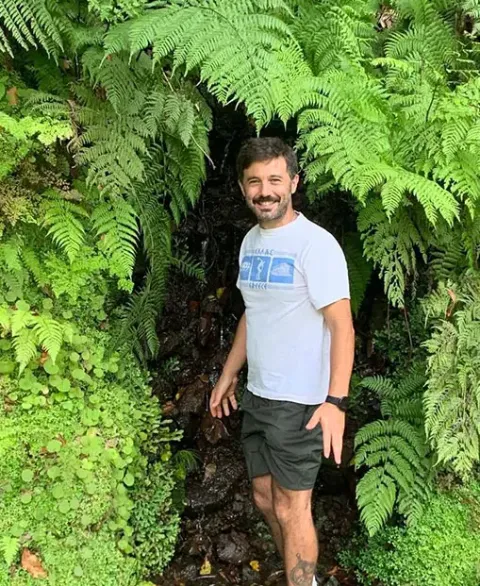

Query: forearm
left=222, top=312, right=247, bottom=377
left=327, top=321, right=355, bottom=397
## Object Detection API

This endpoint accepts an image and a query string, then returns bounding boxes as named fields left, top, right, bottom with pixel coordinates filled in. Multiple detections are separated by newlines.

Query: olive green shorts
left=240, top=390, right=323, bottom=491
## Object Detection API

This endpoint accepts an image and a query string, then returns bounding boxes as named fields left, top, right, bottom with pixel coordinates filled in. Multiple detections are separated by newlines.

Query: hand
left=209, top=372, right=239, bottom=418
left=305, top=403, right=345, bottom=465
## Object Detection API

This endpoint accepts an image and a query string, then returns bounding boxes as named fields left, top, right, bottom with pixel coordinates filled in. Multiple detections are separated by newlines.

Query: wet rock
left=187, top=454, right=245, bottom=513
left=177, top=378, right=208, bottom=415
left=201, top=294, right=222, bottom=315
left=200, top=412, right=230, bottom=444
left=186, top=532, right=210, bottom=557
left=157, top=330, right=185, bottom=357
left=242, top=564, right=262, bottom=585
left=179, top=563, right=198, bottom=582
left=216, top=530, right=250, bottom=564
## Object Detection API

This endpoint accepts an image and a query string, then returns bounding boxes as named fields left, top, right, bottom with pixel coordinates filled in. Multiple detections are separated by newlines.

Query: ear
left=291, top=174, right=300, bottom=194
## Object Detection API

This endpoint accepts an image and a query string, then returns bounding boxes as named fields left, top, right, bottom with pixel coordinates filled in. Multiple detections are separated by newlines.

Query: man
left=210, top=137, right=355, bottom=586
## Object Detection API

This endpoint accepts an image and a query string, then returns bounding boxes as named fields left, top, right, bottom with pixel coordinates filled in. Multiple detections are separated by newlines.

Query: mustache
left=252, top=196, right=280, bottom=204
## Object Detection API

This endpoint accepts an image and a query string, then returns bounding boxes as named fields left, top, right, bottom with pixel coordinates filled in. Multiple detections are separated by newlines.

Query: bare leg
left=272, top=479, right=317, bottom=586
left=252, top=474, right=284, bottom=559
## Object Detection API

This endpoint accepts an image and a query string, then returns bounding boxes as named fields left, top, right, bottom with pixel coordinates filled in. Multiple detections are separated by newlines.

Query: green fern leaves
left=105, top=0, right=316, bottom=128
left=423, top=277, right=480, bottom=478
left=355, top=371, right=433, bottom=535
left=1, top=300, right=65, bottom=372
left=92, top=200, right=139, bottom=285
left=0, top=0, right=63, bottom=57
left=42, top=193, right=89, bottom=263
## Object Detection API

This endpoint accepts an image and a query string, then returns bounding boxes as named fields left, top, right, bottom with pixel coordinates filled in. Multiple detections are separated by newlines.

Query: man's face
left=239, top=157, right=299, bottom=225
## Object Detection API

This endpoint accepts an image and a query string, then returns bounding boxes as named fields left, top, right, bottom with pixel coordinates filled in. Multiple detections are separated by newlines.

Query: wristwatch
left=325, top=395, right=349, bottom=412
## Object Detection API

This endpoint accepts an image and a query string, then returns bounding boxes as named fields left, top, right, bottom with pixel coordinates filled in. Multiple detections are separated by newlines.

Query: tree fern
left=354, top=369, right=433, bottom=535
left=292, top=0, right=375, bottom=75
left=105, top=0, right=318, bottom=128
left=358, top=199, right=431, bottom=307
left=423, top=276, right=480, bottom=478
left=0, top=0, right=63, bottom=57
left=342, top=231, right=372, bottom=315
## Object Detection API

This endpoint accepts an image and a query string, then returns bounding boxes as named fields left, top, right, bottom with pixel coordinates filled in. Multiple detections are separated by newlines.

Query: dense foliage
left=1, top=0, right=480, bottom=583
left=341, top=483, right=480, bottom=586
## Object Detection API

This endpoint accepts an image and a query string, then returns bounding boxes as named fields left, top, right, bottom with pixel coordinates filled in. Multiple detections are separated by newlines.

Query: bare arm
left=323, top=298, right=355, bottom=398
left=210, top=313, right=246, bottom=418
left=306, top=298, right=355, bottom=464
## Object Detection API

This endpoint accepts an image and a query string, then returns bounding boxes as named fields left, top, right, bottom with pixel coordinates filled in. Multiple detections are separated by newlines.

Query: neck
left=259, top=208, right=298, bottom=230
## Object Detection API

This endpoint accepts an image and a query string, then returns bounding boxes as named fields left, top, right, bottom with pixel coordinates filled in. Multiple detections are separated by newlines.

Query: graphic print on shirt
left=240, top=249, right=296, bottom=289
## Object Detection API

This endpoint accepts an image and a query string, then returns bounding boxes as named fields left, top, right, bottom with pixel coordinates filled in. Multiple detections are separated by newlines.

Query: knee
left=273, top=492, right=311, bottom=526
left=253, top=487, right=274, bottom=517
left=273, top=496, right=292, bottom=525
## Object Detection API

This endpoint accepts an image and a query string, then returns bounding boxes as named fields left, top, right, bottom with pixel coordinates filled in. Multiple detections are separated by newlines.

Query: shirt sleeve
left=301, top=233, right=350, bottom=310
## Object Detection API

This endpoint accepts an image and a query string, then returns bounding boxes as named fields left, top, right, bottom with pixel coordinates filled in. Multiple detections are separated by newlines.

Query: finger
left=305, top=412, right=320, bottom=430
left=332, top=432, right=343, bottom=466
left=322, top=426, right=332, bottom=459
left=229, top=394, right=238, bottom=411
left=210, top=393, right=220, bottom=417
left=209, top=398, right=217, bottom=417
left=222, top=398, right=230, bottom=417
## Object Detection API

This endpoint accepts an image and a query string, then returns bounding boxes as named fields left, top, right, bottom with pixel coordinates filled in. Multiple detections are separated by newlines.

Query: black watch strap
left=325, top=395, right=349, bottom=412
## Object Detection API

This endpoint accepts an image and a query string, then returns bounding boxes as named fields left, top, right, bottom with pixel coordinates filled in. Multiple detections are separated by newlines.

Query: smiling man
left=210, top=137, right=355, bottom=586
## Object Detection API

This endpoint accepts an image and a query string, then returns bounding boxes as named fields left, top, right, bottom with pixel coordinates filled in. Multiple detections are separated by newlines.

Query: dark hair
left=236, top=137, right=298, bottom=180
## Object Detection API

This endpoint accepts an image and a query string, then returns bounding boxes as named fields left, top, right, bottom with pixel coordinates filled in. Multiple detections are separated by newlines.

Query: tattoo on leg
left=289, top=553, right=316, bottom=585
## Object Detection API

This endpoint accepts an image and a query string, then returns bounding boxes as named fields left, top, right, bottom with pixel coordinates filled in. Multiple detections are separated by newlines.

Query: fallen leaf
left=21, top=549, right=47, bottom=578
left=6, top=87, right=18, bottom=106
left=39, top=352, right=49, bottom=366
left=199, top=557, right=212, bottom=576
left=203, top=462, right=217, bottom=482
left=446, top=288, right=457, bottom=317
left=198, top=373, right=209, bottom=383
left=216, top=287, right=226, bottom=299
left=249, top=560, right=261, bottom=572
left=327, top=565, right=339, bottom=575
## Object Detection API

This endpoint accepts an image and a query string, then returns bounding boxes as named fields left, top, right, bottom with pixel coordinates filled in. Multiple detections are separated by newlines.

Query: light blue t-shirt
left=237, top=212, right=350, bottom=405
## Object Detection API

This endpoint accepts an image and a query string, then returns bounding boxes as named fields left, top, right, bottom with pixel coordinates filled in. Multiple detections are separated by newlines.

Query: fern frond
left=12, top=327, right=37, bottom=373
left=171, top=253, right=205, bottom=281
left=423, top=276, right=480, bottom=477
left=32, top=314, right=63, bottom=363
left=356, top=469, right=397, bottom=536
left=105, top=0, right=316, bottom=128
left=0, top=0, right=63, bottom=57
left=42, top=193, right=88, bottom=263
left=355, top=368, right=432, bottom=534
left=92, top=199, right=139, bottom=281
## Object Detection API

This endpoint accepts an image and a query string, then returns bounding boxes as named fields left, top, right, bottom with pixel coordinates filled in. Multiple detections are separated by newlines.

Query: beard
left=246, top=194, right=290, bottom=223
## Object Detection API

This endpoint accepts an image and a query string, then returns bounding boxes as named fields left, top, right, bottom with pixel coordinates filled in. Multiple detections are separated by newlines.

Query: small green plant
left=342, top=483, right=480, bottom=586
